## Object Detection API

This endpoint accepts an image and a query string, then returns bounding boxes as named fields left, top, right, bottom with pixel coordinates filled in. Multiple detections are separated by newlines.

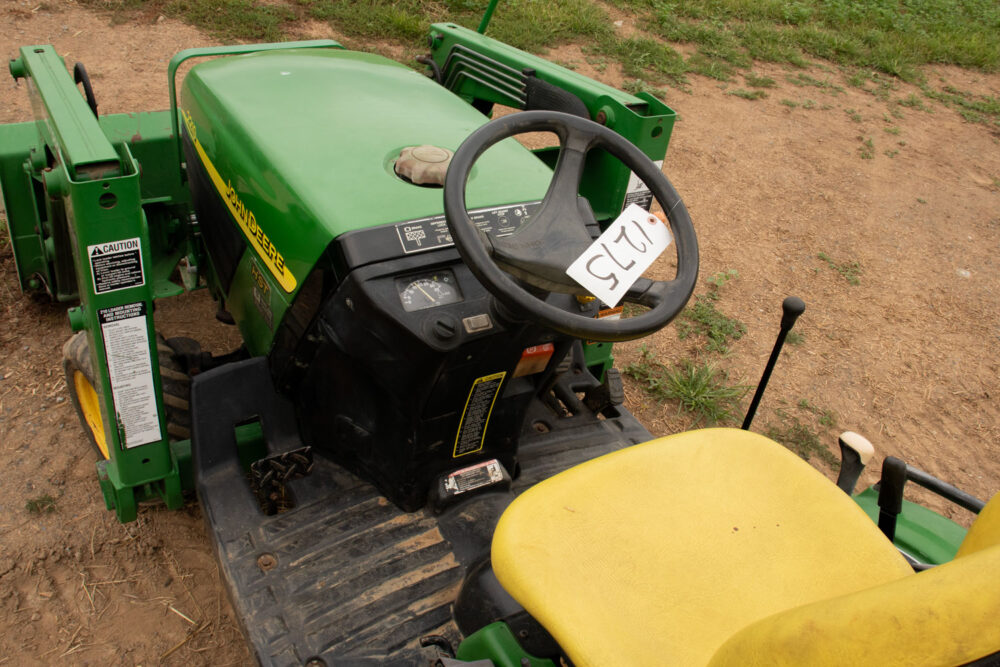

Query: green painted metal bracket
left=167, top=40, right=343, bottom=185
left=853, top=486, right=967, bottom=565
left=456, top=622, right=556, bottom=667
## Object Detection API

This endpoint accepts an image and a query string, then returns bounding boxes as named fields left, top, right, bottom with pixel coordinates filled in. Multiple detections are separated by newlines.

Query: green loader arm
left=2, top=46, right=186, bottom=521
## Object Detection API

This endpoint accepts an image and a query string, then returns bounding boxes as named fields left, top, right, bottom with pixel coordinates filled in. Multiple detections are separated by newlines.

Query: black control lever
left=742, top=296, right=805, bottom=431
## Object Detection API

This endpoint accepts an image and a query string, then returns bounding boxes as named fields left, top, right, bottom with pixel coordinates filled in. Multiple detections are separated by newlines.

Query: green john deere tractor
left=1, top=4, right=998, bottom=666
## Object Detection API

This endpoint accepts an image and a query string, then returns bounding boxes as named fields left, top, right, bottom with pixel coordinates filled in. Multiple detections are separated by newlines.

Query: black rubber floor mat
left=191, top=357, right=651, bottom=666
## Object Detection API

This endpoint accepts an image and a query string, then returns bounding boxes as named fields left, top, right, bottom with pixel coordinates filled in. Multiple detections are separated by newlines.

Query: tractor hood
left=179, top=47, right=552, bottom=298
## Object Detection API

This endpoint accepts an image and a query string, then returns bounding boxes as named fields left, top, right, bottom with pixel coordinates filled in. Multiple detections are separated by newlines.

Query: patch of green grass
left=785, top=330, right=805, bottom=346
left=26, top=494, right=57, bottom=514
left=631, top=0, right=1000, bottom=75
left=165, top=0, right=295, bottom=42
left=884, top=148, right=899, bottom=158
left=817, top=251, right=862, bottom=285
left=765, top=410, right=838, bottom=466
left=744, top=73, right=776, bottom=88
left=780, top=98, right=800, bottom=108
left=595, top=35, right=690, bottom=89
left=884, top=126, right=901, bottom=135
left=844, top=108, right=862, bottom=122
left=728, top=88, right=768, bottom=100
left=624, top=349, right=751, bottom=427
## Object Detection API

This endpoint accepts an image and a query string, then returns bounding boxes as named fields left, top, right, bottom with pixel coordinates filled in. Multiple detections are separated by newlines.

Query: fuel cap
left=394, top=145, right=453, bottom=186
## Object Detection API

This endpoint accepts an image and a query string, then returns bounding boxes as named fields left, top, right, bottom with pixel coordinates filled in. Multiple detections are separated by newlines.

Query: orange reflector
left=514, top=343, right=554, bottom=378
left=598, top=305, right=624, bottom=321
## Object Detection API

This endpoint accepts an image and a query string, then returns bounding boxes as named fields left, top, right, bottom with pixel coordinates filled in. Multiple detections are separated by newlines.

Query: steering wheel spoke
left=444, top=110, right=698, bottom=342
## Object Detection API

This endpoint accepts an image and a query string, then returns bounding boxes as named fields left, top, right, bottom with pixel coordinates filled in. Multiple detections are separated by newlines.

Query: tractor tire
left=62, top=332, right=191, bottom=460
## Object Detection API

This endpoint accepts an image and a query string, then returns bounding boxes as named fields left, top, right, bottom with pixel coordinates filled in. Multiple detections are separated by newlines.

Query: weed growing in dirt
left=765, top=410, right=838, bottom=466
left=623, top=79, right=667, bottom=99
left=847, top=70, right=898, bottom=101
left=845, top=108, right=862, bottom=122
left=786, top=73, right=844, bottom=93
left=677, top=270, right=746, bottom=353
left=744, top=74, right=776, bottom=88
left=858, top=136, right=875, bottom=159
left=780, top=99, right=799, bottom=108
left=884, top=126, right=901, bottom=135
left=817, top=251, right=862, bottom=285
left=728, top=88, right=767, bottom=100
left=624, top=348, right=750, bottom=427
left=921, top=85, right=1000, bottom=127
left=798, top=398, right=836, bottom=427
left=26, top=494, right=57, bottom=514
left=785, top=330, right=804, bottom=346
left=897, top=93, right=933, bottom=113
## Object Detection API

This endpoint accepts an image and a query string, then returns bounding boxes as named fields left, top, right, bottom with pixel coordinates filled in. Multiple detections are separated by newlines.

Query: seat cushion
left=957, top=492, right=1000, bottom=557
left=710, top=542, right=1000, bottom=666
left=492, top=428, right=912, bottom=666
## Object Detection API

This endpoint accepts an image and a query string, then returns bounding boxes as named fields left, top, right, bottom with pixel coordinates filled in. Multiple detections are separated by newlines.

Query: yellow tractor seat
left=492, top=428, right=1000, bottom=666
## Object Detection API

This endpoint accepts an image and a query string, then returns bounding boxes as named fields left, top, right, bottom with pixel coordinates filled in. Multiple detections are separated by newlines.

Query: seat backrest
left=957, top=492, right=1000, bottom=558
left=708, top=539, right=1000, bottom=666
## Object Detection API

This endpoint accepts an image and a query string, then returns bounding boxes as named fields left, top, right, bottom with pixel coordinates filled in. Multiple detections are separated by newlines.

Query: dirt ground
left=1, top=1, right=998, bottom=664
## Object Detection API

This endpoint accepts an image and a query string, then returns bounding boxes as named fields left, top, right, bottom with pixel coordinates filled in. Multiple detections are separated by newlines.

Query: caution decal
left=181, top=109, right=297, bottom=293
left=453, top=372, right=506, bottom=458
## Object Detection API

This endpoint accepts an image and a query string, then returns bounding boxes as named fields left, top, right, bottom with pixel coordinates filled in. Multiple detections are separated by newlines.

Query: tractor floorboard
left=191, top=358, right=651, bottom=666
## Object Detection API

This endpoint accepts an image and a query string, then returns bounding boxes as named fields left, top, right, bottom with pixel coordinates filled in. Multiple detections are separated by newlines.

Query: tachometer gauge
left=397, top=270, right=463, bottom=312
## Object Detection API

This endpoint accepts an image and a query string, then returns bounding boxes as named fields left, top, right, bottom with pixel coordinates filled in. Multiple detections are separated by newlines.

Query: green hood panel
left=180, top=47, right=551, bottom=296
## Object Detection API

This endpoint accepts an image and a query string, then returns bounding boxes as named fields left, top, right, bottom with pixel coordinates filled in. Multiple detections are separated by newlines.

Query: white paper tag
left=565, top=203, right=672, bottom=307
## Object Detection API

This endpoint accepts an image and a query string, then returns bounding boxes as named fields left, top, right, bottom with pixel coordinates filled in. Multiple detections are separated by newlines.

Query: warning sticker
left=453, top=372, right=506, bottom=457
left=444, top=459, right=505, bottom=496
left=98, top=302, right=162, bottom=448
left=622, top=160, right=664, bottom=212
left=88, top=237, right=144, bottom=294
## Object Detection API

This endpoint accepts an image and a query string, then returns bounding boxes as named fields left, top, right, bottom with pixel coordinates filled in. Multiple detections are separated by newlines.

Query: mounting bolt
left=256, top=553, right=277, bottom=572
left=595, top=110, right=607, bottom=125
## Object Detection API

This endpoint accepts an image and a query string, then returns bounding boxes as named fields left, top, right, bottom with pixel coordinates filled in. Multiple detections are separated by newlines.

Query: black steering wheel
left=443, top=110, right=698, bottom=342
